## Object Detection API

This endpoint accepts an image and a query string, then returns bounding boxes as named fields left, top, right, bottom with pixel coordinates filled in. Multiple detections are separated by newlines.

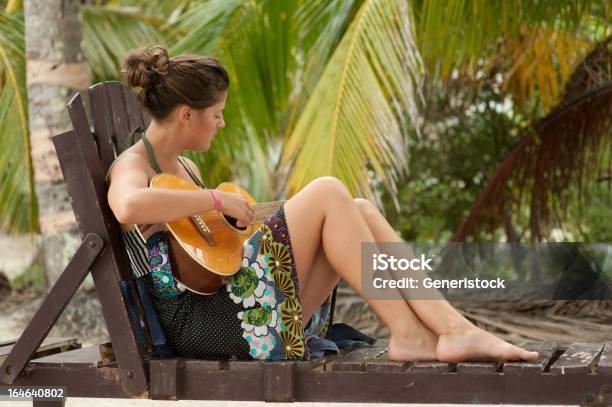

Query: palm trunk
left=24, top=0, right=92, bottom=286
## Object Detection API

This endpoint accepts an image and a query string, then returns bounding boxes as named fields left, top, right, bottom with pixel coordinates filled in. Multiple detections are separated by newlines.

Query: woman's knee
left=353, top=197, right=379, bottom=218
left=308, top=176, right=353, bottom=203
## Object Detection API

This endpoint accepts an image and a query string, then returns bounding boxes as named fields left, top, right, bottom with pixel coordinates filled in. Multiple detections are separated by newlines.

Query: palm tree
left=453, top=36, right=612, bottom=242
left=23, top=0, right=91, bottom=284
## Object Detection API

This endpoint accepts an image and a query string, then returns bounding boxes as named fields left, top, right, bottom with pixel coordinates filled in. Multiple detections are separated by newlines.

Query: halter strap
left=178, top=156, right=207, bottom=189
left=140, top=132, right=163, bottom=175
left=126, top=127, right=204, bottom=185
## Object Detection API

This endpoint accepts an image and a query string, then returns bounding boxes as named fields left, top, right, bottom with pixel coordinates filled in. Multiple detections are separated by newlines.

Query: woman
left=107, top=45, right=539, bottom=363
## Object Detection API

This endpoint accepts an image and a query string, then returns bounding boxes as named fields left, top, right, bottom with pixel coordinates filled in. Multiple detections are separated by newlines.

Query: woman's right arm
left=107, top=154, right=253, bottom=225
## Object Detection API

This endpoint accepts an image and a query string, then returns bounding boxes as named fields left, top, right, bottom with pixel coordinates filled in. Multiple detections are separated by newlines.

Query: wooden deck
left=3, top=338, right=611, bottom=405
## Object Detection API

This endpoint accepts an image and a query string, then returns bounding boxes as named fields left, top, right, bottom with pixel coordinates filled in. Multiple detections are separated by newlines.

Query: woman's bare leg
left=298, top=198, right=438, bottom=360
left=286, top=178, right=436, bottom=360
left=348, top=197, right=539, bottom=363
left=285, top=177, right=538, bottom=362
left=298, top=244, right=339, bottom=322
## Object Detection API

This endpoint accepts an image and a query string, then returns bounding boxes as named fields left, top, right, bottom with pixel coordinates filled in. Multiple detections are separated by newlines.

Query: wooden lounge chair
left=1, top=81, right=611, bottom=406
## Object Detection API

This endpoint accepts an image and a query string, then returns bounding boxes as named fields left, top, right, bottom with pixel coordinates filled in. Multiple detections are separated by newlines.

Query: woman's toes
left=520, top=348, right=539, bottom=361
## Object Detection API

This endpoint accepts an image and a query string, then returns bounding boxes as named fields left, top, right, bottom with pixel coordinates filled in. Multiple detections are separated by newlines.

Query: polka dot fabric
left=137, top=203, right=320, bottom=361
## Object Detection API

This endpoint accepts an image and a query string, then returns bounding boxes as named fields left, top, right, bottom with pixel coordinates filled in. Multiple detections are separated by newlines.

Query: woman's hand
left=218, top=191, right=254, bottom=227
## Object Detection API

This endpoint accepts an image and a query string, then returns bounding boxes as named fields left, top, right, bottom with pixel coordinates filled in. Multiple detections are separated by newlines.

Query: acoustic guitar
left=139, top=173, right=283, bottom=295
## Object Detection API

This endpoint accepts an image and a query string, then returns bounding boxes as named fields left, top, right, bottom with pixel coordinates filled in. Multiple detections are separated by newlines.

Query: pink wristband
left=209, top=189, right=222, bottom=210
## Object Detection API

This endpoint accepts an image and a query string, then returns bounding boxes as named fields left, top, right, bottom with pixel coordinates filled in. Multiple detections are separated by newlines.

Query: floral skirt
left=139, top=203, right=333, bottom=360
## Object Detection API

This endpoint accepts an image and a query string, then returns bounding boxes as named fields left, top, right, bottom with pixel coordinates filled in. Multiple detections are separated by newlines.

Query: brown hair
left=123, top=45, right=230, bottom=120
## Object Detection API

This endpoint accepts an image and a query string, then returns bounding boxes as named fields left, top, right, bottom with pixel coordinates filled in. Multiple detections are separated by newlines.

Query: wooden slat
left=596, top=342, right=612, bottom=374
left=107, top=82, right=132, bottom=151
left=0, top=339, right=17, bottom=347
left=504, top=342, right=558, bottom=375
left=456, top=360, right=500, bottom=374
left=0, top=338, right=79, bottom=363
left=150, top=359, right=182, bottom=400
left=122, top=85, right=146, bottom=133
left=365, top=351, right=409, bottom=373
left=550, top=342, right=604, bottom=374
left=264, top=362, right=295, bottom=402
left=296, top=353, right=339, bottom=372
left=184, top=359, right=224, bottom=371
left=89, top=83, right=118, bottom=166
left=67, top=93, right=102, bottom=171
left=52, top=131, right=148, bottom=396
left=411, top=361, right=454, bottom=373
left=30, top=346, right=107, bottom=367
left=331, top=342, right=387, bottom=372
left=228, top=360, right=262, bottom=371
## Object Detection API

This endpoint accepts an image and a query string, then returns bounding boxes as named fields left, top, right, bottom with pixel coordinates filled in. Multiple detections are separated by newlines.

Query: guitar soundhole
left=224, top=215, right=247, bottom=230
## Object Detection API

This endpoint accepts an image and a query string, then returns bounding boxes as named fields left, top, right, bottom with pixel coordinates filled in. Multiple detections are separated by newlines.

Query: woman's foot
left=436, top=325, right=539, bottom=363
left=387, top=327, right=438, bottom=361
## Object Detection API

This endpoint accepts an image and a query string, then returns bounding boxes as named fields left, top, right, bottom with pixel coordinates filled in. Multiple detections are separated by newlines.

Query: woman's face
left=186, top=91, right=227, bottom=152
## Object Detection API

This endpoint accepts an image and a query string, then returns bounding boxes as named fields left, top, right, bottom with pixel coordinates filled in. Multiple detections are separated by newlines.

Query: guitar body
left=148, top=174, right=264, bottom=295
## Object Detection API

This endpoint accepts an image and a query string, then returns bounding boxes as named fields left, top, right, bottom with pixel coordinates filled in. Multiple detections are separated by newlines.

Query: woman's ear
left=177, top=105, right=192, bottom=126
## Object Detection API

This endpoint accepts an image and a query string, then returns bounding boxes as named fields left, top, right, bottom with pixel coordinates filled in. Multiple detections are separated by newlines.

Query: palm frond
left=81, top=4, right=179, bottom=82
left=105, top=0, right=191, bottom=24
left=171, top=0, right=251, bottom=56
left=452, top=37, right=612, bottom=241
left=416, top=0, right=606, bottom=77
left=415, top=0, right=610, bottom=115
left=5, top=0, right=21, bottom=13
left=281, top=0, right=423, bottom=204
left=500, top=26, right=593, bottom=115
left=0, top=10, right=36, bottom=234
left=284, top=0, right=363, bottom=137
left=215, top=0, right=300, bottom=142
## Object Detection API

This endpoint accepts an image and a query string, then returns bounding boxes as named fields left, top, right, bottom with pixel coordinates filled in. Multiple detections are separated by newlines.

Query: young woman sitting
left=106, top=45, right=539, bottom=363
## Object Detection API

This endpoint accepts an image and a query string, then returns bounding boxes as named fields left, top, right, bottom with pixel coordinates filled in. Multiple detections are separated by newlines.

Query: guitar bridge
left=190, top=215, right=218, bottom=247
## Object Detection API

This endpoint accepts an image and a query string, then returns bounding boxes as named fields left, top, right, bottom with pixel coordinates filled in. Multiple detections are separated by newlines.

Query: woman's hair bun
left=122, top=45, right=229, bottom=120
left=123, top=45, right=170, bottom=90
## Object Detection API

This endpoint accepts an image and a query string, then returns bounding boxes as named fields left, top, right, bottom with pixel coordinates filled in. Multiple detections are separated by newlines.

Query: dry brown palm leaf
left=453, top=36, right=612, bottom=241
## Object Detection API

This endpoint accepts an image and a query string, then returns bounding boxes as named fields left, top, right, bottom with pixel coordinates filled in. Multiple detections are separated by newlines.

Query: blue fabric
left=306, top=322, right=378, bottom=359
left=326, top=322, right=378, bottom=348
left=121, top=280, right=174, bottom=357
left=306, top=336, right=339, bottom=359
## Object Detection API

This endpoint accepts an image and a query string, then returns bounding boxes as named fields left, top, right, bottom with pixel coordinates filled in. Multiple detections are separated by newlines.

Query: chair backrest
left=87, top=81, right=151, bottom=168
left=51, top=81, right=154, bottom=396
left=65, top=81, right=150, bottom=282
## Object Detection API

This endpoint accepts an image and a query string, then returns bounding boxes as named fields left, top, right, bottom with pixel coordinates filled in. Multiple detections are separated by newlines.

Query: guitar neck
left=188, top=200, right=286, bottom=242
left=251, top=201, right=285, bottom=223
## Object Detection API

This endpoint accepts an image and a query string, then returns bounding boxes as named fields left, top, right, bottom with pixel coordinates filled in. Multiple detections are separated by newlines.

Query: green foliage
left=382, top=73, right=523, bottom=242
left=11, top=261, right=46, bottom=293
left=0, top=10, right=35, bottom=235
left=566, top=180, right=612, bottom=242
left=413, top=0, right=610, bottom=115
left=282, top=0, right=422, bottom=204
left=81, top=5, right=179, bottom=82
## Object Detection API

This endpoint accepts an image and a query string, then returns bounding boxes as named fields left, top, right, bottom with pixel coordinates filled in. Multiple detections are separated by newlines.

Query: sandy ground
left=0, top=233, right=38, bottom=280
